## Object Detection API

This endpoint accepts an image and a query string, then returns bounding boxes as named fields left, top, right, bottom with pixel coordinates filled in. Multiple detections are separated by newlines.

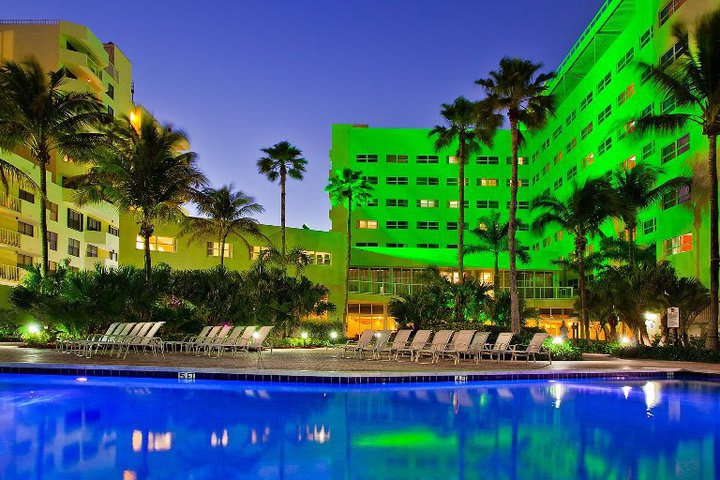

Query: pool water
left=0, top=375, right=719, bottom=479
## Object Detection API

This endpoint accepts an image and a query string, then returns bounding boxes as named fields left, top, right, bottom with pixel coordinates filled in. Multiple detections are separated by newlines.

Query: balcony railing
left=104, top=63, right=119, bottom=82
left=349, top=281, right=574, bottom=300
left=0, top=227, right=21, bottom=248
left=0, top=264, right=24, bottom=284
left=0, top=193, right=21, bottom=213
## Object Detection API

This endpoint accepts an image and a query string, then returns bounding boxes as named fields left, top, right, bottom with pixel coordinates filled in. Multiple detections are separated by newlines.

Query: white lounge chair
left=468, top=331, right=491, bottom=361
left=206, top=325, right=247, bottom=357
left=83, top=322, right=147, bottom=357
left=510, top=333, right=551, bottom=364
left=361, top=330, right=392, bottom=359
left=193, top=325, right=231, bottom=354
left=394, top=330, right=431, bottom=361
left=436, top=330, right=476, bottom=364
left=165, top=326, right=212, bottom=353
left=375, top=329, right=413, bottom=360
left=120, top=321, right=165, bottom=358
left=61, top=322, right=123, bottom=353
left=227, top=326, right=258, bottom=356
left=478, top=332, right=514, bottom=362
left=415, top=330, right=455, bottom=364
left=243, top=326, right=274, bottom=356
left=341, top=330, right=375, bottom=358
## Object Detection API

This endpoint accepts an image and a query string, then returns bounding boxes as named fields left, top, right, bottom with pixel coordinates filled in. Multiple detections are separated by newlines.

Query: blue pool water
left=1, top=375, right=719, bottom=479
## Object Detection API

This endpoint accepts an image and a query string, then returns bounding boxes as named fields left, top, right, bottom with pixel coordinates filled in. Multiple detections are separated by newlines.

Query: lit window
left=622, top=155, right=637, bottom=170
left=357, top=220, right=378, bottom=229
left=581, top=122, right=593, bottom=140
left=583, top=153, right=595, bottom=168
left=617, top=84, right=635, bottom=106
left=250, top=245, right=271, bottom=259
left=207, top=242, right=233, bottom=258
left=136, top=236, right=177, bottom=252
left=663, top=233, right=693, bottom=256
left=386, top=154, right=408, bottom=163
left=478, top=178, right=499, bottom=187
left=417, top=199, right=438, bottom=208
left=447, top=200, right=469, bottom=208
left=304, top=250, right=331, bottom=265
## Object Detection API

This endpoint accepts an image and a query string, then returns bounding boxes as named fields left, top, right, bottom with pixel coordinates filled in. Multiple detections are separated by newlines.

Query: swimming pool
left=0, top=374, right=718, bottom=479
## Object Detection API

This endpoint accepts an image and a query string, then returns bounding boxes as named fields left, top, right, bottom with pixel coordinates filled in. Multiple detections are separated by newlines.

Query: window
left=46, top=201, right=58, bottom=222
left=506, top=178, right=529, bottom=187
left=386, top=243, right=406, bottom=248
left=622, top=155, right=637, bottom=170
left=416, top=177, right=439, bottom=186
left=68, top=238, right=80, bottom=257
left=447, top=200, right=469, bottom=208
left=357, top=220, right=378, bottom=229
left=617, top=84, right=635, bottom=106
left=532, top=174, right=540, bottom=185
left=506, top=156, right=528, bottom=165
left=446, top=244, right=458, bottom=249
left=662, top=184, right=691, bottom=209
left=580, top=91, right=593, bottom=111
left=416, top=155, right=439, bottom=164
left=250, top=245, right=271, bottom=260
left=663, top=233, right=693, bottom=256
left=106, top=225, right=119, bottom=236
left=581, top=122, right=593, bottom=140
left=362, top=176, right=378, bottom=185
left=661, top=97, right=676, bottom=114
left=18, top=221, right=33, bottom=237
left=552, top=126, right=563, bottom=140
left=446, top=177, right=469, bottom=186
left=617, top=48, right=634, bottom=72
left=386, top=176, right=409, bottom=185
left=476, top=156, right=499, bottom=165
left=642, top=218, right=657, bottom=235
left=506, top=201, right=530, bottom=210
left=583, top=153, right=595, bottom=168
left=87, top=244, right=99, bottom=258
left=598, top=137, right=613, bottom=156
left=356, top=154, right=378, bottom=163
left=107, top=83, right=114, bottom=99
left=553, top=177, right=563, bottom=189
left=17, top=254, right=33, bottom=268
left=566, top=137, right=577, bottom=153
left=18, top=189, right=34, bottom=203
left=447, top=156, right=468, bottom=164
left=109, top=250, right=118, bottom=262
left=386, top=199, right=408, bottom=207
left=661, top=134, right=690, bottom=164
left=618, top=120, right=636, bottom=140
left=660, top=33, right=688, bottom=66
left=366, top=198, right=379, bottom=207
left=207, top=242, right=233, bottom=258
left=48, top=231, right=58, bottom=251
left=565, top=110, right=577, bottom=126
left=597, top=73, right=612, bottom=94
left=640, top=27, right=654, bottom=49
left=386, top=221, right=408, bottom=230
left=386, top=154, right=408, bottom=163
left=67, top=209, right=84, bottom=231
left=518, top=223, right=529, bottom=232
left=478, top=178, right=498, bottom=187
left=136, top=236, right=177, bottom=252
left=598, top=105, right=612, bottom=125
left=476, top=200, right=499, bottom=209
left=541, top=139, right=550, bottom=151
left=417, top=221, right=439, bottom=230
left=642, top=142, right=655, bottom=160
left=356, top=242, right=379, bottom=247
left=640, top=104, right=653, bottom=119
left=86, top=216, right=101, bottom=232
left=542, top=163, right=550, bottom=175
left=567, top=165, right=578, bottom=180
left=416, top=243, right=439, bottom=249
left=659, top=0, right=687, bottom=26
left=446, top=222, right=468, bottom=231
left=417, top=199, right=438, bottom=208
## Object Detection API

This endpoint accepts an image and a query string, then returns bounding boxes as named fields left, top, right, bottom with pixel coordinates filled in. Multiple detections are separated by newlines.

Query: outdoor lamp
left=300, top=331, right=309, bottom=340
left=552, top=336, right=564, bottom=345
left=329, top=331, right=338, bottom=340
left=27, top=324, right=40, bottom=334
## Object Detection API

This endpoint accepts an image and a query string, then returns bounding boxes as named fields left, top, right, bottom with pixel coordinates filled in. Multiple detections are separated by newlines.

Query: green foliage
left=0, top=308, right=24, bottom=340
left=618, top=345, right=720, bottom=363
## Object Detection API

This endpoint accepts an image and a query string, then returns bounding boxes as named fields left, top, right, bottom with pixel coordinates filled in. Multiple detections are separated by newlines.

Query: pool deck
left=2, top=343, right=720, bottom=383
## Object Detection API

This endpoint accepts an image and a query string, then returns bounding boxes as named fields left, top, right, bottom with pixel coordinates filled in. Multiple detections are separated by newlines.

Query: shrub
left=618, top=345, right=720, bottom=363
left=544, top=340, right=583, bottom=361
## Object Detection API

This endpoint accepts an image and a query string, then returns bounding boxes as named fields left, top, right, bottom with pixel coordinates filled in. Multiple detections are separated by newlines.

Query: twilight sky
left=6, top=0, right=604, bottom=230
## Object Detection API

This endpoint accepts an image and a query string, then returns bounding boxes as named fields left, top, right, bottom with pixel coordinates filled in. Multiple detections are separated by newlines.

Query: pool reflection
left=1, top=376, right=719, bottom=479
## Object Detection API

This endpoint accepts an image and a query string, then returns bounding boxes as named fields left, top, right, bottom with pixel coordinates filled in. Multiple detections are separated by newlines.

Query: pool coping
left=3, top=361, right=718, bottom=384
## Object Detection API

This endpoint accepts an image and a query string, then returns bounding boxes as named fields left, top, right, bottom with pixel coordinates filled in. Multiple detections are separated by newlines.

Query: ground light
left=620, top=335, right=631, bottom=344
left=329, top=331, right=338, bottom=340
left=552, top=336, right=564, bottom=345
left=300, top=331, right=309, bottom=340
left=27, top=324, right=40, bottom=334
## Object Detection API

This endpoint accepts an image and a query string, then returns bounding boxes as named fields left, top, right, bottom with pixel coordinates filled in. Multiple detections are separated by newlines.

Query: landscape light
left=329, top=331, right=338, bottom=340
left=300, top=331, right=309, bottom=340
left=552, top=336, right=564, bottom=345
left=27, top=324, right=40, bottom=334
left=620, top=335, right=631, bottom=344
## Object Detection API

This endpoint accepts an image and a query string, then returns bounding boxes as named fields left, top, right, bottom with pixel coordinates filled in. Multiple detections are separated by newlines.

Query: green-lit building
left=328, top=0, right=716, bottom=335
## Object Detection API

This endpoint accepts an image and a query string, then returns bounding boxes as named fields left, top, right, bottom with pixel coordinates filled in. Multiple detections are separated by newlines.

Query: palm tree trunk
left=628, top=218, right=636, bottom=265
left=281, top=169, right=287, bottom=256
left=343, top=199, right=352, bottom=335
left=508, top=118, right=521, bottom=333
left=219, top=234, right=226, bottom=267
left=139, top=218, right=153, bottom=284
left=493, top=252, right=500, bottom=294
left=38, top=158, right=49, bottom=277
left=706, top=134, right=719, bottom=350
left=576, top=238, right=590, bottom=339
left=455, top=139, right=466, bottom=323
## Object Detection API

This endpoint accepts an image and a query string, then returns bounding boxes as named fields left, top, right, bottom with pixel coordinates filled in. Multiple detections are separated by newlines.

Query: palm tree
left=70, top=108, right=206, bottom=283
left=464, top=212, right=529, bottom=289
left=612, top=164, right=688, bottom=265
left=256, top=245, right=311, bottom=277
left=532, top=179, right=615, bottom=339
left=257, top=141, right=307, bottom=255
left=430, top=97, right=496, bottom=281
left=180, top=185, right=265, bottom=267
left=0, top=59, right=106, bottom=276
left=635, top=8, right=720, bottom=349
left=325, top=168, right=373, bottom=334
left=476, top=57, right=556, bottom=333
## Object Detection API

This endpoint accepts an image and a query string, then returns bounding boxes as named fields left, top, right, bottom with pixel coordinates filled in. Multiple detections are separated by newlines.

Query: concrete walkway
left=2, top=343, right=720, bottom=377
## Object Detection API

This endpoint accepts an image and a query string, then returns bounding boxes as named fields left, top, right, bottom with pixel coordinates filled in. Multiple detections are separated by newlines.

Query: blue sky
left=5, top=0, right=604, bottom=229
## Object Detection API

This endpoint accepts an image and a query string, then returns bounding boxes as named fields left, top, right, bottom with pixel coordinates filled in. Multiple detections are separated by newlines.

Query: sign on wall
left=667, top=307, right=680, bottom=328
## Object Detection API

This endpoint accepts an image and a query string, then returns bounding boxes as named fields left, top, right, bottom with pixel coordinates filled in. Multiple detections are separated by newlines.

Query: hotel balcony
left=59, top=48, right=104, bottom=93
left=0, top=264, right=25, bottom=286
left=0, top=193, right=22, bottom=214
left=0, top=228, right=21, bottom=249
left=349, top=279, right=574, bottom=300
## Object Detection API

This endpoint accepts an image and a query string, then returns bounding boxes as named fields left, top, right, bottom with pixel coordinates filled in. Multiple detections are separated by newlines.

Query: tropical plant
left=255, top=245, right=310, bottom=277
left=664, top=275, right=710, bottom=343
left=476, top=57, right=556, bottom=333
left=430, top=97, right=497, bottom=281
left=581, top=278, right=619, bottom=340
left=0, top=58, right=106, bottom=275
left=635, top=8, right=720, bottom=349
left=465, top=212, right=530, bottom=288
left=532, top=178, right=616, bottom=339
left=180, top=185, right=265, bottom=267
left=684, top=156, right=711, bottom=279
left=612, top=164, right=688, bottom=264
left=257, top=141, right=307, bottom=255
left=483, top=290, right=536, bottom=329
left=69, top=108, right=206, bottom=283
left=325, top=168, right=373, bottom=333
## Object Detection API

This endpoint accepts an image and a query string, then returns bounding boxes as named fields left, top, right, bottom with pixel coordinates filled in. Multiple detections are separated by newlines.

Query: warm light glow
left=76, top=377, right=88, bottom=382
left=329, top=331, right=338, bottom=340
left=123, top=471, right=137, bottom=480
left=300, top=331, right=309, bottom=339
left=643, top=381, right=661, bottom=414
left=622, top=385, right=632, bottom=399
left=552, top=336, right=564, bottom=345
left=27, top=324, right=40, bottom=334
left=620, top=335, right=631, bottom=344
left=549, top=383, right=565, bottom=409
